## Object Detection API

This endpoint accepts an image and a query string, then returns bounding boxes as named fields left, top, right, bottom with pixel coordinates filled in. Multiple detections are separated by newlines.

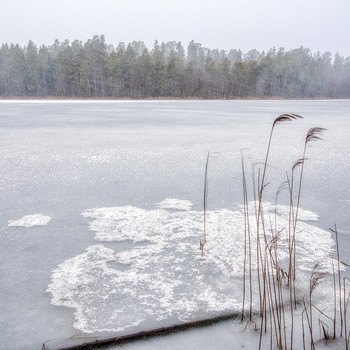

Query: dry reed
left=200, top=152, right=210, bottom=256
left=198, top=113, right=349, bottom=349
left=233, top=114, right=348, bottom=349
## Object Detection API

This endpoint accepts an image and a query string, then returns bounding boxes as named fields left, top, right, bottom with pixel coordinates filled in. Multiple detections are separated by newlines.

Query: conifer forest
left=1, top=35, right=349, bottom=99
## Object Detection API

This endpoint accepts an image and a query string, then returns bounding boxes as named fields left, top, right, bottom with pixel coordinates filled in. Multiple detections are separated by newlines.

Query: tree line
left=0, top=35, right=349, bottom=99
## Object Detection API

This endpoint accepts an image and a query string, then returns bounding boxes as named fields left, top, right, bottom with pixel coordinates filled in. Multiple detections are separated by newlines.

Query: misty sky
left=1, top=0, right=349, bottom=56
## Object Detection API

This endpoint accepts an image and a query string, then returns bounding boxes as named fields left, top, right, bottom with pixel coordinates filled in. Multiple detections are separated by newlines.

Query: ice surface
left=48, top=200, right=334, bottom=334
left=1, top=100, right=350, bottom=350
left=8, top=214, right=51, bottom=227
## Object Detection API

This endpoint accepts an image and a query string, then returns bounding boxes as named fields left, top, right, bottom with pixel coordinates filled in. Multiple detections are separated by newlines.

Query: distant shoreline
left=1, top=97, right=349, bottom=101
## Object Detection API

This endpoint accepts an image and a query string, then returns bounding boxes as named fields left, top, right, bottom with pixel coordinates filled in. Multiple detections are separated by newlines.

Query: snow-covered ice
left=47, top=200, right=334, bottom=334
left=155, top=198, right=194, bottom=210
left=8, top=214, right=51, bottom=227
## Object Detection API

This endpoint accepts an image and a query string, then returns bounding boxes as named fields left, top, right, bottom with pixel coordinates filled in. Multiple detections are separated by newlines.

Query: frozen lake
left=0, top=100, right=349, bottom=349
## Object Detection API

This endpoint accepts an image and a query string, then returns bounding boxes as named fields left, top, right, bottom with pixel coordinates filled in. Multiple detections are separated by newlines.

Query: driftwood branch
left=45, top=313, right=241, bottom=350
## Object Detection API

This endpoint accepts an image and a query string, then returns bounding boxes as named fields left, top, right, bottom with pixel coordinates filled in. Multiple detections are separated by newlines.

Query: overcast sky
left=1, top=0, right=349, bottom=56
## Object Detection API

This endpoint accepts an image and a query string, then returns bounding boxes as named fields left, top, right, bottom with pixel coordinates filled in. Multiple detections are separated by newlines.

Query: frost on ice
left=8, top=214, right=51, bottom=227
left=47, top=199, right=334, bottom=334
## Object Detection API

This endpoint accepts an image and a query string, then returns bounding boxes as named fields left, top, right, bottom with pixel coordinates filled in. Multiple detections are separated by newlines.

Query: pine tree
left=25, top=40, right=40, bottom=96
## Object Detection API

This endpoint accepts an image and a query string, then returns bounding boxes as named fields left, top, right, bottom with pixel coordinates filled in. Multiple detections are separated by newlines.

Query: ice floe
left=155, top=198, right=194, bottom=211
left=48, top=200, right=334, bottom=334
left=8, top=214, right=51, bottom=227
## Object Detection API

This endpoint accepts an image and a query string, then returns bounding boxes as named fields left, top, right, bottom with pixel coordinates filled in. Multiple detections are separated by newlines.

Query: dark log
left=45, top=313, right=241, bottom=350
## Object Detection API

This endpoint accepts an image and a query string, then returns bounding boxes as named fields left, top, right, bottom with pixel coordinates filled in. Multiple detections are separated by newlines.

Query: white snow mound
left=155, top=198, right=194, bottom=211
left=8, top=214, right=51, bottom=227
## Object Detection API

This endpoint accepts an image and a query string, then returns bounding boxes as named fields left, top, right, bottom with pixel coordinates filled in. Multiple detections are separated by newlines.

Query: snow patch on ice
left=48, top=200, right=334, bottom=334
left=155, top=198, right=193, bottom=211
left=8, top=214, right=51, bottom=227
left=46, top=245, right=144, bottom=332
left=82, top=206, right=171, bottom=243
